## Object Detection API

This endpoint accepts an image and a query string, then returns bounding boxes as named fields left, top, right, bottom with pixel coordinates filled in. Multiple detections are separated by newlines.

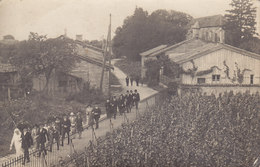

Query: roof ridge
left=149, top=38, right=197, bottom=57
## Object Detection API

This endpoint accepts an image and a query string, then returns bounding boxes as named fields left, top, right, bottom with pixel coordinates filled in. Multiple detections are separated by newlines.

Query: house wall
left=181, top=49, right=260, bottom=86
left=33, top=60, right=110, bottom=96
left=197, top=27, right=224, bottom=43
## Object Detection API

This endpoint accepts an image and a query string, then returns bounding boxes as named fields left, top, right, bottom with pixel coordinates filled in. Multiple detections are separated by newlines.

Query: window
left=197, top=78, right=206, bottom=84
left=215, top=33, right=220, bottom=42
left=212, top=75, right=220, bottom=81
left=250, top=75, right=254, bottom=84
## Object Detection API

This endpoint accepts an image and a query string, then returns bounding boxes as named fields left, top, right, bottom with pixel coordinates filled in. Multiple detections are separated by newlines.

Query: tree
left=113, top=7, right=148, bottom=61
left=239, top=37, right=260, bottom=54
left=113, top=8, right=192, bottom=61
left=10, top=32, right=77, bottom=92
left=224, top=0, right=257, bottom=46
left=144, top=55, right=182, bottom=86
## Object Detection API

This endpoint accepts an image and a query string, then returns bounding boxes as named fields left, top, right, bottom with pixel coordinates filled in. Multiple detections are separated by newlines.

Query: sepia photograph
left=0, top=0, right=260, bottom=166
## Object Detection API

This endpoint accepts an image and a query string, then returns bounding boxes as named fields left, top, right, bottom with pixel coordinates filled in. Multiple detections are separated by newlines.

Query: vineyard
left=72, top=91, right=260, bottom=167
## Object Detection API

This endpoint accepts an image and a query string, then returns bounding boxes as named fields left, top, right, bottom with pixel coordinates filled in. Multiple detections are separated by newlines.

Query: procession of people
left=8, top=89, right=141, bottom=165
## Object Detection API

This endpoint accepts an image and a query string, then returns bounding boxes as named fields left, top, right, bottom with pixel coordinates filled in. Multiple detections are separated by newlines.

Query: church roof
left=192, top=15, right=225, bottom=28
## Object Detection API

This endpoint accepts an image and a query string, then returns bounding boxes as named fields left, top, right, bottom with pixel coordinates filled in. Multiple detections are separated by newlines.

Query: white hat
left=70, top=112, right=75, bottom=116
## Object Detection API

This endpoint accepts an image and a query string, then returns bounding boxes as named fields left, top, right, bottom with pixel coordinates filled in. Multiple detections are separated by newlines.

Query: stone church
left=141, top=12, right=260, bottom=95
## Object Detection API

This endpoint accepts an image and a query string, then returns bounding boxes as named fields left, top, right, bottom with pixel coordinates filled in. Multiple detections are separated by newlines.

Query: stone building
left=141, top=15, right=260, bottom=95
left=32, top=44, right=112, bottom=96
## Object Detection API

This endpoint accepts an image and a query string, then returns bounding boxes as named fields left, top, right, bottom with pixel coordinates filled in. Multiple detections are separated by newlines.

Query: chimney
left=76, top=35, right=83, bottom=41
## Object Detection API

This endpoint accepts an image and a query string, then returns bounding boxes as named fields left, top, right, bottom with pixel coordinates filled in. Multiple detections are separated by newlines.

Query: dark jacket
left=38, top=128, right=49, bottom=144
left=133, top=93, right=140, bottom=102
left=62, top=119, right=71, bottom=132
left=92, top=107, right=101, bottom=119
left=22, top=131, right=33, bottom=149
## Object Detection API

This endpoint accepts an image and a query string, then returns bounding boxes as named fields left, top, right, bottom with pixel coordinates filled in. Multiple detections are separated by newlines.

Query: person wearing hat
left=118, top=94, right=126, bottom=115
left=125, top=90, right=132, bottom=113
left=61, top=115, right=71, bottom=146
left=49, top=121, right=60, bottom=152
left=38, top=125, right=49, bottom=157
left=92, top=105, right=101, bottom=129
left=133, top=89, right=140, bottom=109
left=111, top=96, right=118, bottom=119
left=21, top=127, right=33, bottom=164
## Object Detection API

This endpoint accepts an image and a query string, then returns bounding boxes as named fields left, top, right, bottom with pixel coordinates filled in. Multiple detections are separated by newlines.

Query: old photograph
left=0, top=0, right=260, bottom=166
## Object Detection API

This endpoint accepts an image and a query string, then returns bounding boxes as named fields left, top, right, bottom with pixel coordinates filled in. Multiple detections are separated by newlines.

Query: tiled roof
left=192, top=15, right=225, bottom=28
left=168, top=43, right=260, bottom=64
left=76, top=45, right=113, bottom=69
left=147, top=38, right=207, bottom=57
left=140, top=45, right=168, bottom=57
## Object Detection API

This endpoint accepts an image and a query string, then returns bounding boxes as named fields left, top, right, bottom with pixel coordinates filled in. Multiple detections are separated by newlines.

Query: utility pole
left=108, top=14, right=112, bottom=97
left=100, top=14, right=112, bottom=97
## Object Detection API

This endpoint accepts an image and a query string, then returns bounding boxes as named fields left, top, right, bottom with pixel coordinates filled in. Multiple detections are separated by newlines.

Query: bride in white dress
left=10, top=128, right=23, bottom=157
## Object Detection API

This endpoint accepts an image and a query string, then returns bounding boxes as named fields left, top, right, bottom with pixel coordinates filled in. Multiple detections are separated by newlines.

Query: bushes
left=76, top=91, right=260, bottom=167
left=114, top=59, right=141, bottom=79
left=66, top=82, right=104, bottom=104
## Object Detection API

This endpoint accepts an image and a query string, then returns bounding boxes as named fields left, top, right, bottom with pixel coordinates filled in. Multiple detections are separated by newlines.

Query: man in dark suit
left=111, top=96, right=118, bottom=119
left=61, top=115, right=71, bottom=146
left=133, top=89, right=140, bottom=109
left=38, top=125, right=49, bottom=157
left=22, top=128, right=33, bottom=164
left=49, top=122, right=60, bottom=152
left=125, top=76, right=129, bottom=86
left=125, top=91, right=132, bottom=113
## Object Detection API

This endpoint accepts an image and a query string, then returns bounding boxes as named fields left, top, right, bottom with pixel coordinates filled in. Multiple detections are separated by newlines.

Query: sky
left=0, top=0, right=232, bottom=41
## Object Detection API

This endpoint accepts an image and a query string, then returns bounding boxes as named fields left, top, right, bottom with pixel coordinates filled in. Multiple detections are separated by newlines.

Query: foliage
left=144, top=55, right=182, bottom=86
left=66, top=82, right=104, bottom=104
left=180, top=60, right=198, bottom=78
left=113, top=8, right=192, bottom=61
left=239, top=37, right=260, bottom=54
left=114, top=59, right=141, bottom=79
left=0, top=93, right=86, bottom=156
left=9, top=32, right=78, bottom=92
left=144, top=59, right=161, bottom=86
left=0, top=43, right=17, bottom=63
left=224, top=0, right=257, bottom=46
left=70, top=91, right=260, bottom=167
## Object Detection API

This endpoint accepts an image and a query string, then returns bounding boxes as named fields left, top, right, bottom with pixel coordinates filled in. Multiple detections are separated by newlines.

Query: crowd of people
left=77, top=91, right=259, bottom=167
left=9, top=111, right=84, bottom=165
left=8, top=89, right=141, bottom=165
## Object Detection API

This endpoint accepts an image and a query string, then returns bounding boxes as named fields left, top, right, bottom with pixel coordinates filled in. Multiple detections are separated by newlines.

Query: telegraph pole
left=108, top=14, right=112, bottom=97
left=100, top=14, right=112, bottom=96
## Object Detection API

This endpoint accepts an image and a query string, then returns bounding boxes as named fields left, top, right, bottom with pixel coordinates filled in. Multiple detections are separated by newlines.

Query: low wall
left=179, top=84, right=260, bottom=96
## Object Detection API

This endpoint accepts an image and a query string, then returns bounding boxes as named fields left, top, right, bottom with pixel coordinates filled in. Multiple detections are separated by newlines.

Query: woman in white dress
left=9, top=128, right=23, bottom=157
